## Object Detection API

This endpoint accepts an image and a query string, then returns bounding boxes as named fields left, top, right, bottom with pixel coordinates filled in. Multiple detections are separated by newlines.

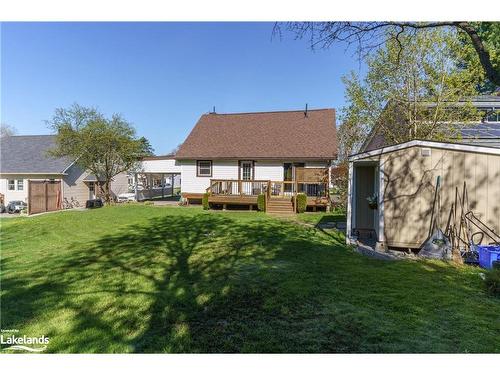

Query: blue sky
left=1, top=22, right=363, bottom=154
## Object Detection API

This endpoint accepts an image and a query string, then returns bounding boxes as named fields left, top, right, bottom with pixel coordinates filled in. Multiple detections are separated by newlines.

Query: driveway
left=0, top=212, right=20, bottom=218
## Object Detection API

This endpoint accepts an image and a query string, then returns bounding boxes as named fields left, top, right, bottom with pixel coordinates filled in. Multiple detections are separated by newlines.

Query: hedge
left=296, top=193, right=307, bottom=213
left=202, top=193, right=209, bottom=210
left=257, top=194, right=266, bottom=211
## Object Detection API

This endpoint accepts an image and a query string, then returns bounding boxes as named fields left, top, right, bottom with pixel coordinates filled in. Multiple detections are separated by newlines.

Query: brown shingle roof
left=175, top=109, right=337, bottom=160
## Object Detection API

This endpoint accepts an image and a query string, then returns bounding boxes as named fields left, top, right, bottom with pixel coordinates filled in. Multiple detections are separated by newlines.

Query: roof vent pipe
left=304, top=103, right=308, bottom=117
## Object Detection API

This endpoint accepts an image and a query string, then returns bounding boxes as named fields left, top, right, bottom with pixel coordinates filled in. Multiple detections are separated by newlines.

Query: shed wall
left=378, top=146, right=500, bottom=248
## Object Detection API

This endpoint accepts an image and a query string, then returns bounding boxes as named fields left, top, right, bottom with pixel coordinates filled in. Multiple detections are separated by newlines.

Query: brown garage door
left=28, top=180, right=62, bottom=215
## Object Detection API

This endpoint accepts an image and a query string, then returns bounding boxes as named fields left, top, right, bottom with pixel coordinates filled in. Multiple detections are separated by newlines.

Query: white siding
left=180, top=159, right=329, bottom=194
left=0, top=176, right=33, bottom=203
left=254, top=160, right=284, bottom=181
left=181, top=160, right=239, bottom=193
left=140, top=159, right=181, bottom=173
left=110, top=173, right=130, bottom=196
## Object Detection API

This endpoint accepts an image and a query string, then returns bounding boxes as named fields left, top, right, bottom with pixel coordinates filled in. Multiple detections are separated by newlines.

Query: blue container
left=477, top=245, right=500, bottom=269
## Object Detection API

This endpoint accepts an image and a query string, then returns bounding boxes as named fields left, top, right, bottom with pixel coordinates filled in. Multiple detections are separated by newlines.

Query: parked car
left=7, top=200, right=27, bottom=214
left=117, top=192, right=136, bottom=202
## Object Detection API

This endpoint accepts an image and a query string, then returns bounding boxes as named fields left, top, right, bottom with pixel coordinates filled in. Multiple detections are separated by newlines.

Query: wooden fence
left=28, top=180, right=62, bottom=215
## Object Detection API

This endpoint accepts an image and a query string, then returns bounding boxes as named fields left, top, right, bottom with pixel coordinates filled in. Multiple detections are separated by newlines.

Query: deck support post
left=134, top=173, right=138, bottom=201
left=161, top=173, right=165, bottom=199
left=223, top=203, right=227, bottom=211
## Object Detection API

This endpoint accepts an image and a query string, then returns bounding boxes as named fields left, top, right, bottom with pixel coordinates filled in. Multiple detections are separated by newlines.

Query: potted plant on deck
left=366, top=194, right=378, bottom=210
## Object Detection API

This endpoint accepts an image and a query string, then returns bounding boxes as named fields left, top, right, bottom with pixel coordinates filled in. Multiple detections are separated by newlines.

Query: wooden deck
left=183, top=169, right=330, bottom=213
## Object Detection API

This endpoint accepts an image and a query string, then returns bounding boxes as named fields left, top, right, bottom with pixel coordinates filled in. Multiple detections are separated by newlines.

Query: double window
left=7, top=179, right=23, bottom=191
left=197, top=160, right=212, bottom=177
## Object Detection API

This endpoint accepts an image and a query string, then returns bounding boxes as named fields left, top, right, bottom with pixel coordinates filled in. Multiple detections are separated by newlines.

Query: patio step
left=267, top=198, right=295, bottom=214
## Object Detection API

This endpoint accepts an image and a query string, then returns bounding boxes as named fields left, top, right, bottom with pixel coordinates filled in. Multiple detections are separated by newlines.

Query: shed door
left=354, top=166, right=375, bottom=230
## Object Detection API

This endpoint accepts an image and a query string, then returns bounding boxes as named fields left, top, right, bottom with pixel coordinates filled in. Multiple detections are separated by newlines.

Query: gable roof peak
left=176, top=108, right=337, bottom=160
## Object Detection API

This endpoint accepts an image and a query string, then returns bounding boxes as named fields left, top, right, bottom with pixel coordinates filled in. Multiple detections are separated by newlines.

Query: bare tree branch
left=276, top=22, right=500, bottom=87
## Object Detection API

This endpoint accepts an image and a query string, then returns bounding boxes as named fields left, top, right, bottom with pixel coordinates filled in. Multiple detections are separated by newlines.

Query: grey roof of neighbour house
left=0, top=135, right=73, bottom=174
left=82, top=174, right=105, bottom=182
left=460, top=122, right=500, bottom=138
left=364, top=123, right=500, bottom=152
left=361, top=95, right=500, bottom=152
left=459, top=123, right=500, bottom=148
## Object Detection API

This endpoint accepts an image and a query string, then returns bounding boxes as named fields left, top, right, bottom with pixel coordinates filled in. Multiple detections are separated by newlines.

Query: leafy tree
left=48, top=104, right=152, bottom=204
left=138, top=136, right=155, bottom=156
left=329, top=29, right=483, bottom=209
left=339, top=29, right=482, bottom=157
left=458, top=22, right=500, bottom=92
left=0, top=123, right=17, bottom=137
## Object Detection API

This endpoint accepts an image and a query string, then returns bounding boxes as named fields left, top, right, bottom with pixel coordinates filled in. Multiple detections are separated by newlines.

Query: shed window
left=17, top=179, right=24, bottom=191
left=197, top=160, right=212, bottom=177
left=8, top=180, right=15, bottom=190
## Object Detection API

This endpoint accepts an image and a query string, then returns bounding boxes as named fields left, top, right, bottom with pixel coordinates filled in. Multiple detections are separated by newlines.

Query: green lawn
left=1, top=205, right=499, bottom=353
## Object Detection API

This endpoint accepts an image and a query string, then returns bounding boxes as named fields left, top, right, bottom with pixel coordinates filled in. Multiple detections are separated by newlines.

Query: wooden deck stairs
left=267, top=197, right=295, bottom=215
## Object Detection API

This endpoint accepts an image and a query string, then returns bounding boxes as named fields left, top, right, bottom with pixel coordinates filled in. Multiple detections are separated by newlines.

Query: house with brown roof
left=174, top=108, right=337, bottom=213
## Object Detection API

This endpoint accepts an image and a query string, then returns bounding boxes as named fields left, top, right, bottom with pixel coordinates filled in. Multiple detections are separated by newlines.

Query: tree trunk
left=103, top=180, right=112, bottom=205
left=453, top=22, right=500, bottom=87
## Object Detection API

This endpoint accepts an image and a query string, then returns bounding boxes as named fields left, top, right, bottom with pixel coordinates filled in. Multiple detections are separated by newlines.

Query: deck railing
left=207, top=179, right=329, bottom=199
left=296, top=181, right=329, bottom=197
left=207, top=179, right=269, bottom=196
left=268, top=181, right=296, bottom=198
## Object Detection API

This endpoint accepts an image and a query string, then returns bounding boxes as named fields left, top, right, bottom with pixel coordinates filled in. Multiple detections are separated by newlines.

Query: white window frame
left=17, top=179, right=24, bottom=191
left=240, top=160, right=253, bottom=180
left=8, top=179, right=15, bottom=191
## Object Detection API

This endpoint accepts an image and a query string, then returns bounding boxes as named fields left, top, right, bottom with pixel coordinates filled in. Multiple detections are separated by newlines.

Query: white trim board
left=349, top=140, right=500, bottom=161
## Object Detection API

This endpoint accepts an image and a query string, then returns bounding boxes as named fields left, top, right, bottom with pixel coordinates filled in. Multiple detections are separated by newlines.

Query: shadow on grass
left=1, top=212, right=345, bottom=352
left=1, top=209, right=499, bottom=353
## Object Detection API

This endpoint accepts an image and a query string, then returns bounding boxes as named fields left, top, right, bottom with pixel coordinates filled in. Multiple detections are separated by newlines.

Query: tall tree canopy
left=329, top=29, right=484, bottom=210
left=338, top=28, right=483, bottom=158
left=48, top=104, right=153, bottom=204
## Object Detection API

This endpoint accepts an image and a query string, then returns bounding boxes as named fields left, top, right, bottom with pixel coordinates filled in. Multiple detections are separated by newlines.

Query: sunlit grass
left=1, top=205, right=498, bottom=353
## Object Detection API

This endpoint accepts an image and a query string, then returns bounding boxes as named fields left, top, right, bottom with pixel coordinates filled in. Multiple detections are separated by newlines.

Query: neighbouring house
left=0, top=135, right=129, bottom=214
left=347, top=95, right=500, bottom=250
left=361, top=95, right=500, bottom=152
left=174, top=108, right=337, bottom=213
